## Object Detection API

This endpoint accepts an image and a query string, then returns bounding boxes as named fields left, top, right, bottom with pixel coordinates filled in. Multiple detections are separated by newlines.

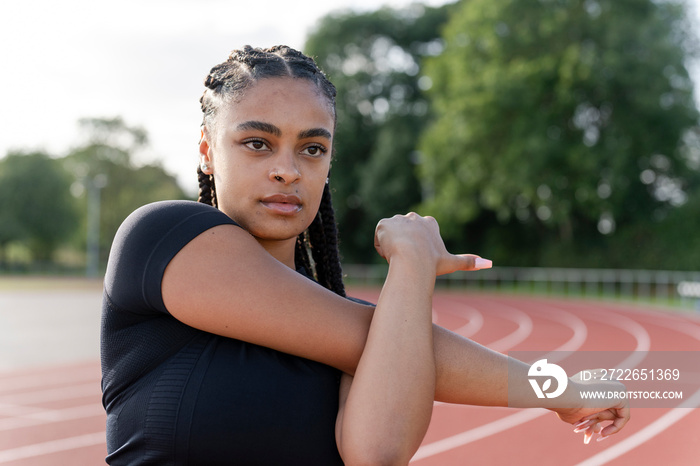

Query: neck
left=256, top=237, right=298, bottom=270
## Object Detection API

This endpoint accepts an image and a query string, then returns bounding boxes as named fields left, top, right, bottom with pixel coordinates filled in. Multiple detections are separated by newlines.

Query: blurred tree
left=64, top=117, right=187, bottom=269
left=0, top=151, right=80, bottom=262
left=419, top=0, right=700, bottom=265
left=305, top=2, right=457, bottom=262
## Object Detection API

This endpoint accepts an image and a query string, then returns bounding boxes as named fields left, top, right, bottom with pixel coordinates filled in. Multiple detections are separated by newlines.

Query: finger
left=581, top=408, right=617, bottom=422
left=373, top=236, right=386, bottom=261
left=572, top=419, right=594, bottom=432
left=453, top=254, right=492, bottom=271
left=600, top=407, right=630, bottom=437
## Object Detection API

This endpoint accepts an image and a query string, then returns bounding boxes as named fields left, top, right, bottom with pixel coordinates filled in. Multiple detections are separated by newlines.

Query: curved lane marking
left=413, top=298, right=650, bottom=462
left=480, top=301, right=534, bottom=353
left=412, top=409, right=546, bottom=461
left=439, top=298, right=485, bottom=338
left=520, top=304, right=588, bottom=362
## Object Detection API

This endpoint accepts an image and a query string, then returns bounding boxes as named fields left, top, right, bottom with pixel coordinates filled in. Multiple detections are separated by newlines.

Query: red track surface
left=2, top=290, right=699, bottom=465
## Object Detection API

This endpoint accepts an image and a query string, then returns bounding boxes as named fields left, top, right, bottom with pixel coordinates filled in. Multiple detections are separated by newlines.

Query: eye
left=301, top=144, right=327, bottom=157
left=243, top=139, right=269, bottom=151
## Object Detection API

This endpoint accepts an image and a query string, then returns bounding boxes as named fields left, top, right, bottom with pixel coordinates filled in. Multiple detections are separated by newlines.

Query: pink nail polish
left=596, top=435, right=609, bottom=442
left=574, top=420, right=589, bottom=428
left=475, top=258, right=492, bottom=269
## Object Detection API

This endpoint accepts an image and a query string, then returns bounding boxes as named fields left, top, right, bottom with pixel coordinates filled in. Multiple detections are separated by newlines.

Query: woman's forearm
left=338, top=256, right=436, bottom=465
left=433, top=324, right=528, bottom=406
left=431, top=325, right=578, bottom=410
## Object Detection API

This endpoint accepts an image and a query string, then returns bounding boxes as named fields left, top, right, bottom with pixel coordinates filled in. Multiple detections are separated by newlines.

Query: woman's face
left=200, top=77, right=334, bottom=248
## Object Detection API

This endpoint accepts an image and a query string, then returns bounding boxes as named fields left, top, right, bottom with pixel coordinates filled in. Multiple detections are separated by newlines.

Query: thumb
left=438, top=254, right=492, bottom=276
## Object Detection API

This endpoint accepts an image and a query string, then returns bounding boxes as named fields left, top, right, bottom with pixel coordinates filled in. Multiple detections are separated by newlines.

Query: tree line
left=306, top=0, right=700, bottom=270
left=1, top=0, right=699, bottom=273
left=0, top=117, right=185, bottom=272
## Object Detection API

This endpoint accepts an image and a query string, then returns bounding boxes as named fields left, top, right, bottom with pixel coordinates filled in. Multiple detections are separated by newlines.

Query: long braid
left=197, top=166, right=216, bottom=207
left=308, top=184, right=346, bottom=297
left=294, top=232, right=313, bottom=276
left=198, top=45, right=345, bottom=296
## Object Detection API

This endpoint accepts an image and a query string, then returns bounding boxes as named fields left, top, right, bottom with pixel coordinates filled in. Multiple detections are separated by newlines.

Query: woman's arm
left=335, top=214, right=438, bottom=464
left=336, top=255, right=435, bottom=464
left=161, top=221, right=628, bottom=437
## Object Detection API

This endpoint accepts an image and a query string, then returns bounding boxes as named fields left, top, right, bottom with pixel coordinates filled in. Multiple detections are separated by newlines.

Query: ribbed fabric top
left=101, top=201, right=344, bottom=465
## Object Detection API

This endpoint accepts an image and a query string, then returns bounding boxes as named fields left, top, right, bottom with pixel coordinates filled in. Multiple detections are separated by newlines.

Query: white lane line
left=412, top=409, right=547, bottom=461
left=483, top=302, right=534, bottom=353
left=414, top=299, right=650, bottom=461
left=439, top=299, right=485, bottom=338
left=454, top=311, right=484, bottom=337
left=0, top=383, right=97, bottom=405
left=535, top=303, right=651, bottom=367
left=539, top=308, right=588, bottom=358
left=0, top=432, right=105, bottom=464
left=0, top=366, right=99, bottom=394
left=0, top=403, right=105, bottom=431
left=0, top=403, right=46, bottom=417
left=579, top=310, right=651, bottom=366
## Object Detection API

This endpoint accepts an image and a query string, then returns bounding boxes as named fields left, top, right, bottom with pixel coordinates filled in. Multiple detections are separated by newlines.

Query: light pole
left=86, top=174, right=107, bottom=278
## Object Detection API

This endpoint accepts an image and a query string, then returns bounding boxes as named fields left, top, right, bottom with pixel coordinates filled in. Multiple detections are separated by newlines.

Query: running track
left=1, top=288, right=700, bottom=465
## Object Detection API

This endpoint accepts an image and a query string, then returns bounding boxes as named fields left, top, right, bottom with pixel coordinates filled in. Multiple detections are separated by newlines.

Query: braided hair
left=198, top=45, right=346, bottom=297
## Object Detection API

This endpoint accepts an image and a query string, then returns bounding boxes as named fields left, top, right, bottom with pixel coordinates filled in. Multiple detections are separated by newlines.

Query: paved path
left=0, top=288, right=102, bottom=371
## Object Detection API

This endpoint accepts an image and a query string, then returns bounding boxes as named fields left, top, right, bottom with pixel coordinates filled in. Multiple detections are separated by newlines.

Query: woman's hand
left=553, top=369, right=630, bottom=444
left=373, top=213, right=491, bottom=275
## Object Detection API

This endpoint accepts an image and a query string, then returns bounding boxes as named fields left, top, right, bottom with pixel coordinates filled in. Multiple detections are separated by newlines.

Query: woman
left=101, top=45, right=628, bottom=465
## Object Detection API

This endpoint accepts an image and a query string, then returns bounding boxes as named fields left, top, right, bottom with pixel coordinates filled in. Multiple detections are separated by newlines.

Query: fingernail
left=596, top=435, right=609, bottom=442
left=584, top=435, right=592, bottom=445
left=573, top=426, right=589, bottom=433
left=574, top=420, right=589, bottom=428
left=475, top=258, right=492, bottom=270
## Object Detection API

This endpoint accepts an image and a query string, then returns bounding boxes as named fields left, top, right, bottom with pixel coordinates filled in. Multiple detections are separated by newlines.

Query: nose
left=269, top=149, right=301, bottom=184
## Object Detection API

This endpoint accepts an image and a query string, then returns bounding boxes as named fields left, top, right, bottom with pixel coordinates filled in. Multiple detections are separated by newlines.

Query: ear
left=199, top=128, right=214, bottom=174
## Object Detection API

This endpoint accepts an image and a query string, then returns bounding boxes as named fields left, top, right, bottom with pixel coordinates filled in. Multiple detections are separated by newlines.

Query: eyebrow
left=298, top=128, right=332, bottom=141
left=236, top=120, right=331, bottom=141
left=237, top=121, right=281, bottom=137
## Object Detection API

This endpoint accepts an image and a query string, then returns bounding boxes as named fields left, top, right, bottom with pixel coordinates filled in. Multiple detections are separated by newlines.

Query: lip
left=260, top=193, right=302, bottom=215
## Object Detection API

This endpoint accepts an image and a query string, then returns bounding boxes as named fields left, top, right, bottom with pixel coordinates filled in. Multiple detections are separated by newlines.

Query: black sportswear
left=101, top=201, right=344, bottom=465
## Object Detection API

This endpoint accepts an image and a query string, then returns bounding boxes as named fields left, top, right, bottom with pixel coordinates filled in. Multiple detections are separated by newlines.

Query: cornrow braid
left=197, top=166, right=216, bottom=207
left=199, top=45, right=337, bottom=129
left=197, top=45, right=345, bottom=296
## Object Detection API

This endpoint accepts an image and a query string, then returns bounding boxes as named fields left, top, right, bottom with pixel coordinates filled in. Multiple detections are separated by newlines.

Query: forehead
left=216, top=77, right=335, bottom=133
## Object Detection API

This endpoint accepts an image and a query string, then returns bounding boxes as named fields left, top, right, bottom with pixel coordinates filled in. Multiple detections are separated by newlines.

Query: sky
left=1, top=0, right=699, bottom=195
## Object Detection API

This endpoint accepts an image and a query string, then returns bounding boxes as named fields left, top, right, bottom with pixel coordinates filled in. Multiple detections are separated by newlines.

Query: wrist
left=384, top=253, right=437, bottom=294
left=386, top=246, right=438, bottom=275
left=546, top=378, right=584, bottom=414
